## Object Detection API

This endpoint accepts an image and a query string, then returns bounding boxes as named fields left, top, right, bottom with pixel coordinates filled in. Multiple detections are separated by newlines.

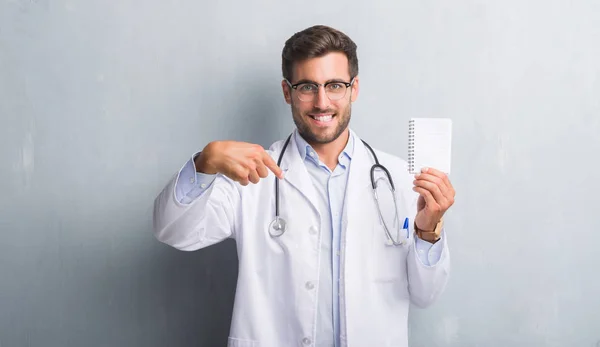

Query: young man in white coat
left=153, top=25, right=456, bottom=347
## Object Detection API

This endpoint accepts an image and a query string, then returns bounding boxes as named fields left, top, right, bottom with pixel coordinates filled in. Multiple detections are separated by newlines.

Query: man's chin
left=304, top=128, right=343, bottom=145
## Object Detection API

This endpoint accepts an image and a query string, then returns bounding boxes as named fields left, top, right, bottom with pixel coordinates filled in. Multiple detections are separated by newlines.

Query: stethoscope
left=268, top=133, right=407, bottom=246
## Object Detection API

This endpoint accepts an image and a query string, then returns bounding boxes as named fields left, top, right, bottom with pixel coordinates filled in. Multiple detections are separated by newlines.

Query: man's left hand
left=412, top=167, right=455, bottom=233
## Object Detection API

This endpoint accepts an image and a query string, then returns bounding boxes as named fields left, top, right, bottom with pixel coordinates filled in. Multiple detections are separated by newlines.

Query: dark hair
left=281, top=25, right=358, bottom=82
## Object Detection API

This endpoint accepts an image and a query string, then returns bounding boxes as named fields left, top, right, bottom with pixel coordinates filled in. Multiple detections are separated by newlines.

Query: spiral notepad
left=408, top=118, right=453, bottom=174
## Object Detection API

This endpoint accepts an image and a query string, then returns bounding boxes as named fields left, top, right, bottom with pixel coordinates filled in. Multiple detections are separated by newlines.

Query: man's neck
left=310, top=129, right=350, bottom=171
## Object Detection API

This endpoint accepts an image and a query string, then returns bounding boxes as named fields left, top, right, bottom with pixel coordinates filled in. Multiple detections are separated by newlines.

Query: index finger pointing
left=262, top=152, right=284, bottom=179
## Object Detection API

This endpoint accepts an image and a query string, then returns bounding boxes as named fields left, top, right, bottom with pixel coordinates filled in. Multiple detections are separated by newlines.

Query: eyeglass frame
left=284, top=77, right=356, bottom=101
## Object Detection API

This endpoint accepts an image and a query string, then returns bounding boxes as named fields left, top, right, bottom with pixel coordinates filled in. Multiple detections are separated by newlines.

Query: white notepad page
left=408, top=118, right=452, bottom=174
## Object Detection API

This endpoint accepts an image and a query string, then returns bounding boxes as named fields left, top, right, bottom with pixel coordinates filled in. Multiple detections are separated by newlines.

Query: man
left=153, top=25, right=455, bottom=347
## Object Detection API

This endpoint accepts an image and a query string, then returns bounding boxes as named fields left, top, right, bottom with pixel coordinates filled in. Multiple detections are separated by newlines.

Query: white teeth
left=313, top=115, right=333, bottom=122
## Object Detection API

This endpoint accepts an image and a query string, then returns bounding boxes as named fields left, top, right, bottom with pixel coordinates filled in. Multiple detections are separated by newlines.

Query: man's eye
left=299, top=84, right=316, bottom=92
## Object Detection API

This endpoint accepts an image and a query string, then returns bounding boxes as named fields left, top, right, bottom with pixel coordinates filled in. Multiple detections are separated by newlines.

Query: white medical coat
left=153, top=130, right=451, bottom=347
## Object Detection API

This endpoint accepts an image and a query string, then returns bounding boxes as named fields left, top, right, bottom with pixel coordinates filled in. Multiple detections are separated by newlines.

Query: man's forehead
left=292, top=52, right=350, bottom=82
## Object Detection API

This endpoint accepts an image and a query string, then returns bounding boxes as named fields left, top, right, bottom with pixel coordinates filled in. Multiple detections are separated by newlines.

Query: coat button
left=302, top=337, right=312, bottom=345
left=309, top=226, right=317, bottom=235
left=305, top=281, right=314, bottom=290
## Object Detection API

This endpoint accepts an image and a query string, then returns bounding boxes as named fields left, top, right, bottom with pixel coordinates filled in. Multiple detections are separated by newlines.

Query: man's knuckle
left=249, top=152, right=260, bottom=161
left=234, top=168, right=246, bottom=178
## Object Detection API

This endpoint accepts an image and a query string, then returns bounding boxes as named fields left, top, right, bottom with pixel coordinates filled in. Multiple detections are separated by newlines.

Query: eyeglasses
left=285, top=78, right=355, bottom=102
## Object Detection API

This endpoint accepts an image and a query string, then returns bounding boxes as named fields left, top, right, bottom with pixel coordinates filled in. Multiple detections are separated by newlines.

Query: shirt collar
left=294, top=129, right=354, bottom=166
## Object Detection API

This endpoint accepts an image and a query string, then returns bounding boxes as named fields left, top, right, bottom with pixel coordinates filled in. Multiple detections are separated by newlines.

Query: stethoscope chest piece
left=269, top=217, right=287, bottom=237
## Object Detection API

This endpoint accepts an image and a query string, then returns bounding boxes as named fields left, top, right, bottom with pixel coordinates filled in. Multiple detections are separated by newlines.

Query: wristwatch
left=415, top=219, right=443, bottom=243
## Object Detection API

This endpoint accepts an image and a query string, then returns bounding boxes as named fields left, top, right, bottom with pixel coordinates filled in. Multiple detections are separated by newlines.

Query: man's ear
left=350, top=76, right=360, bottom=103
left=281, top=80, right=292, bottom=105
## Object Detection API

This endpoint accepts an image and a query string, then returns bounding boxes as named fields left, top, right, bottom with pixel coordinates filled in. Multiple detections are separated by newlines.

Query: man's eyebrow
left=293, top=78, right=350, bottom=85
left=292, top=79, right=316, bottom=85
left=325, top=78, right=350, bottom=84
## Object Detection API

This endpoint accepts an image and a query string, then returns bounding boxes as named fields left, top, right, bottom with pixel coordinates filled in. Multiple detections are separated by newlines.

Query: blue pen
left=403, top=217, right=409, bottom=238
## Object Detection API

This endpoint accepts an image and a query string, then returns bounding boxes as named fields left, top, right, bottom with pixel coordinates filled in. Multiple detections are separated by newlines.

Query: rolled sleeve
left=175, top=153, right=216, bottom=204
left=414, top=229, right=445, bottom=266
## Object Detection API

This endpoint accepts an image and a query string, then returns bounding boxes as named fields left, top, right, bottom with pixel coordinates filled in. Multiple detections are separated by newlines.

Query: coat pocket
left=227, top=337, right=258, bottom=347
left=371, top=219, right=410, bottom=282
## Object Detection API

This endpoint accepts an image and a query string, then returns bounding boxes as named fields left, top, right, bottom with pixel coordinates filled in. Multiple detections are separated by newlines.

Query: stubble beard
left=291, top=102, right=352, bottom=145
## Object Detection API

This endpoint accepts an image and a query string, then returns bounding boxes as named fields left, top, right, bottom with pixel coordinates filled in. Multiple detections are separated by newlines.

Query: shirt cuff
left=175, top=153, right=216, bottom=204
left=414, top=229, right=445, bottom=266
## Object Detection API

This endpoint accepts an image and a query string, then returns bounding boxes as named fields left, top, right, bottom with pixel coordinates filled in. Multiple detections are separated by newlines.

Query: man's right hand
left=194, top=141, right=284, bottom=186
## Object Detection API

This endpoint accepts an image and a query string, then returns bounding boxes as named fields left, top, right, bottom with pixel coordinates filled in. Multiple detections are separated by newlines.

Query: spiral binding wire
left=408, top=119, right=415, bottom=173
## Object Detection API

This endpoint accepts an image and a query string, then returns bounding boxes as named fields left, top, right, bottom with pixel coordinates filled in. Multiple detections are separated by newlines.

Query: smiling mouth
left=309, top=114, right=335, bottom=123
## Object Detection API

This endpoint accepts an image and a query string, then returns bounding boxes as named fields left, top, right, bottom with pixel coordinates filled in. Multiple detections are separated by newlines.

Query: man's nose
left=314, top=87, right=330, bottom=109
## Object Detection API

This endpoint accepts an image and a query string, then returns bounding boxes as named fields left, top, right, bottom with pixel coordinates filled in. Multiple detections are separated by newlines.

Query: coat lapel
left=343, top=131, right=374, bottom=225
left=277, top=131, right=320, bottom=218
